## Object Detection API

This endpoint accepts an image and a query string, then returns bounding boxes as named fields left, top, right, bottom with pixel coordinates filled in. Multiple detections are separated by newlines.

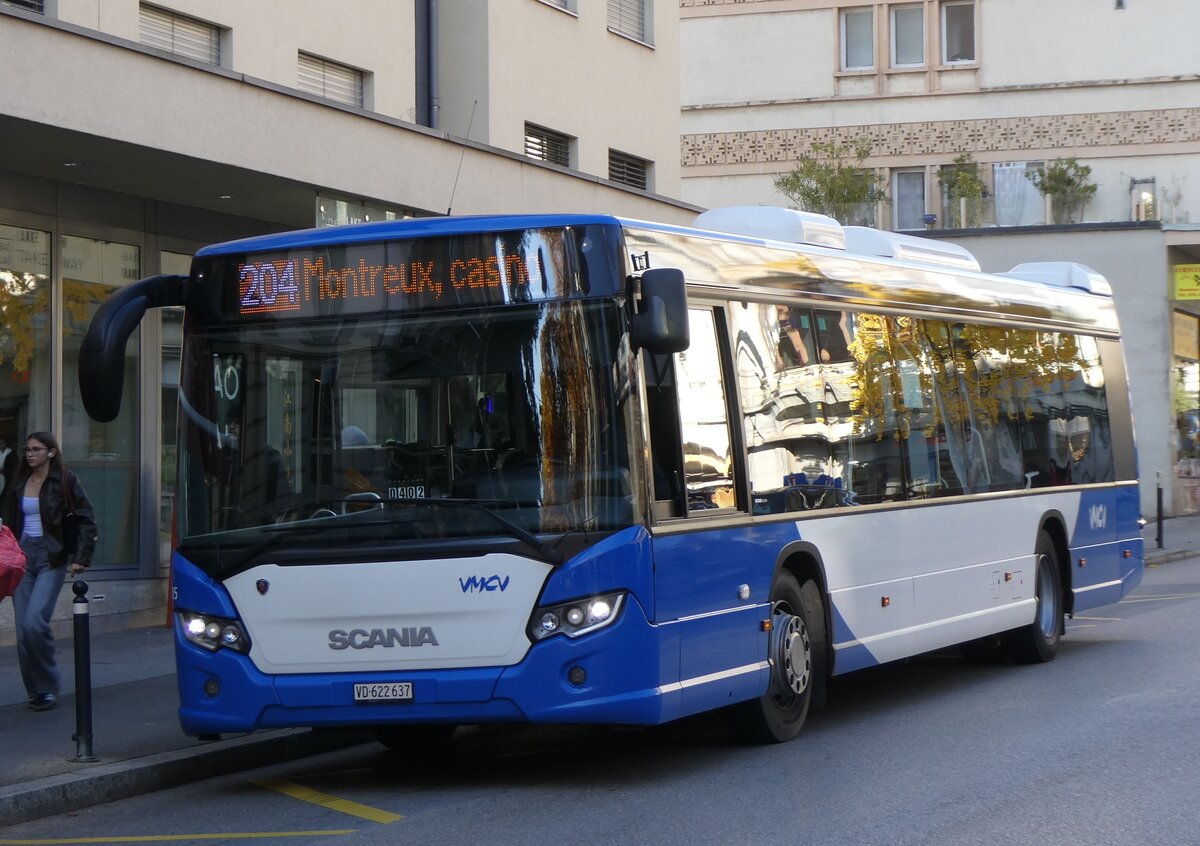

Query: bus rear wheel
left=726, top=571, right=826, bottom=744
left=373, top=723, right=458, bottom=754
left=1003, top=530, right=1062, bottom=664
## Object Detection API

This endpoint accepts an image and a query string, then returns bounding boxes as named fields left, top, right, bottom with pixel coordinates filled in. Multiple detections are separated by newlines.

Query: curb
left=1145, top=549, right=1197, bottom=566
left=0, top=727, right=373, bottom=827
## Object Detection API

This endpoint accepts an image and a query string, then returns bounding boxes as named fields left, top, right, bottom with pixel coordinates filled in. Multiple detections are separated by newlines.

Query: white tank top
left=21, top=495, right=43, bottom=537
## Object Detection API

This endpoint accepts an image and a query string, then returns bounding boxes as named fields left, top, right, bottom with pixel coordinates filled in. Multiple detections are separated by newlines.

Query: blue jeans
left=12, top=536, right=67, bottom=698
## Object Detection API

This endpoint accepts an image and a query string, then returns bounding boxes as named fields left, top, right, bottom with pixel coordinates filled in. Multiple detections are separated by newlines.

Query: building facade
left=680, top=0, right=1200, bottom=518
left=0, top=0, right=692, bottom=642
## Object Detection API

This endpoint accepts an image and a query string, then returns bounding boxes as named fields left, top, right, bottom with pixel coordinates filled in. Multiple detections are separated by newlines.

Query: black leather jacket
left=0, top=468, right=97, bottom=568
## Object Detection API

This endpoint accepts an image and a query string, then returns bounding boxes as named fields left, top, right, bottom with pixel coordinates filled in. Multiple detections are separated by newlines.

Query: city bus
left=80, top=207, right=1144, bottom=746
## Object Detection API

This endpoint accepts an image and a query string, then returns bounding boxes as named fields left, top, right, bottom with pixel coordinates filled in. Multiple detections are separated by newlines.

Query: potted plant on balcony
left=773, top=138, right=886, bottom=226
left=1028, top=158, right=1097, bottom=224
left=937, top=154, right=987, bottom=228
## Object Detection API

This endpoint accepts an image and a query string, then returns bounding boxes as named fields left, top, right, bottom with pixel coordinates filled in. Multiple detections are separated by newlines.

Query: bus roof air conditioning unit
left=694, top=206, right=846, bottom=251
left=1000, top=262, right=1112, bottom=296
left=842, top=226, right=981, bottom=272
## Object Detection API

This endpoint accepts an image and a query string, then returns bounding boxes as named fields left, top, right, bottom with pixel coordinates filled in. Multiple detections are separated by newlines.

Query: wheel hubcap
left=770, top=604, right=811, bottom=699
left=1035, top=553, right=1058, bottom=638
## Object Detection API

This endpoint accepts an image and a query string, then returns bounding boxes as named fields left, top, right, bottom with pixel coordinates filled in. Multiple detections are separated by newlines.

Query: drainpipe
left=429, top=0, right=440, bottom=130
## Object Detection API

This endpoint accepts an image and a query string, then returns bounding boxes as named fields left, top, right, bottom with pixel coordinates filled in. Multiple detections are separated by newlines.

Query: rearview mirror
left=632, top=268, right=689, bottom=354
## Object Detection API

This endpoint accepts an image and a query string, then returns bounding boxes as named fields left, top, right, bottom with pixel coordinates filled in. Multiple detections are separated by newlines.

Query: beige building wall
left=681, top=0, right=1200, bottom=226
left=440, top=0, right=681, bottom=195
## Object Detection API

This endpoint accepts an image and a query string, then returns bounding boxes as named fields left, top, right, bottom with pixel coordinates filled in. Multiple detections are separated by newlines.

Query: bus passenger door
left=647, top=306, right=767, bottom=717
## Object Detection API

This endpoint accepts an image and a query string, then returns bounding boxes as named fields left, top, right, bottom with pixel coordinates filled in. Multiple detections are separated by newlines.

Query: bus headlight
left=178, top=610, right=252, bottom=654
left=528, top=592, right=625, bottom=641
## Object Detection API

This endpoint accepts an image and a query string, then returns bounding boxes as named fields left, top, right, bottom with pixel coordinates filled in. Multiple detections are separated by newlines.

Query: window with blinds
left=609, top=150, right=650, bottom=190
left=139, top=4, right=221, bottom=65
left=607, top=0, right=647, bottom=42
left=298, top=52, right=364, bottom=109
left=524, top=123, right=571, bottom=168
left=3, top=0, right=45, bottom=12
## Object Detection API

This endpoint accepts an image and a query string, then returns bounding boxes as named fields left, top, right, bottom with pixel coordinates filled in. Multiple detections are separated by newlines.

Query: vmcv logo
left=1089, top=503, right=1107, bottom=530
left=460, top=575, right=511, bottom=593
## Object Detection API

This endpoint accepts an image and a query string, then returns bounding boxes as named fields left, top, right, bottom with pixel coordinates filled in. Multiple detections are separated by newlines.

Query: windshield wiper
left=383, top=497, right=563, bottom=565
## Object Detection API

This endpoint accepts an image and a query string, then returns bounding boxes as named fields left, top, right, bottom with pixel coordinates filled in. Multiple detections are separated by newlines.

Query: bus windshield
left=175, top=299, right=643, bottom=565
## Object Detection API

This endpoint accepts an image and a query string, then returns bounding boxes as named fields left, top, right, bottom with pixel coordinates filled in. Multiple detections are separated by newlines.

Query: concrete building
left=680, top=0, right=1200, bottom=518
left=0, top=0, right=693, bottom=642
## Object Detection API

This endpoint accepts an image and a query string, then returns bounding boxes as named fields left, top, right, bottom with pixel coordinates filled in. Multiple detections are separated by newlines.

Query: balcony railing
left=909, top=188, right=1184, bottom=232
left=790, top=186, right=1191, bottom=235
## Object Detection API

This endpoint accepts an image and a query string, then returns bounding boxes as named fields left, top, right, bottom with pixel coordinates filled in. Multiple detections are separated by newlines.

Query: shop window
left=61, top=235, right=141, bottom=569
left=0, top=223, right=52, bottom=499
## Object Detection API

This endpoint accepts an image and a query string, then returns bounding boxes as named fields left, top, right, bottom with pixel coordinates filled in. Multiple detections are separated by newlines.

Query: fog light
left=566, top=606, right=585, bottom=626
left=568, top=666, right=586, bottom=686
left=540, top=612, right=560, bottom=632
left=203, top=678, right=220, bottom=697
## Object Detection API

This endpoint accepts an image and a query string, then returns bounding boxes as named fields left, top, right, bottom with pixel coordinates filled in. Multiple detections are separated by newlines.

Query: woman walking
left=0, top=432, right=97, bottom=711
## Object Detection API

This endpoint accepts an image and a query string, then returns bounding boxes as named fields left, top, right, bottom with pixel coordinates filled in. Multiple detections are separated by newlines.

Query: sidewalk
left=0, top=514, right=1197, bottom=827
left=0, top=625, right=370, bottom=827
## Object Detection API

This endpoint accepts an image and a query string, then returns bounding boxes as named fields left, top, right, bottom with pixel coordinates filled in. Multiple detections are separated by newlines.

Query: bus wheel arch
left=1004, top=524, right=1065, bottom=663
left=1037, top=512, right=1073, bottom=621
left=726, top=547, right=830, bottom=744
left=774, top=545, right=831, bottom=707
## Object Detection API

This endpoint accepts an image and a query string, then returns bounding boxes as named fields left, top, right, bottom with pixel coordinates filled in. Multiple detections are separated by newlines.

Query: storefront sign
left=1173, top=264, right=1200, bottom=301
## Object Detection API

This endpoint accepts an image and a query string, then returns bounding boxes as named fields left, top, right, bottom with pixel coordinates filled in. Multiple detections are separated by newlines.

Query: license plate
left=354, top=682, right=413, bottom=703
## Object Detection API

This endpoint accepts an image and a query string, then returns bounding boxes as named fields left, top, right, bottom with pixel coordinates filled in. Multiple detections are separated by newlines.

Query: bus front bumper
left=175, top=596, right=679, bottom=736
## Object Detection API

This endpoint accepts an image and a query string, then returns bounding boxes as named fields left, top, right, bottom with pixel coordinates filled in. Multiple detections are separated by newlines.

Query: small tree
left=937, top=153, right=987, bottom=228
left=773, top=138, right=886, bottom=226
left=1028, top=158, right=1097, bottom=224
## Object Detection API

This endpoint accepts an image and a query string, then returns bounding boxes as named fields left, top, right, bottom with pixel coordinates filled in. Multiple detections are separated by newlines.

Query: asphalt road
left=3, top=560, right=1197, bottom=846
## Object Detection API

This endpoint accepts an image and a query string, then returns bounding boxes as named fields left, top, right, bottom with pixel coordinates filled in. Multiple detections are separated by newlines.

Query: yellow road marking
left=251, top=778, right=403, bottom=824
left=0, top=833, right=353, bottom=845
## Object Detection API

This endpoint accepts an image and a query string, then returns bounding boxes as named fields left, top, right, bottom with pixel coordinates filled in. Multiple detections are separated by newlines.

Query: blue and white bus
left=81, top=207, right=1143, bottom=746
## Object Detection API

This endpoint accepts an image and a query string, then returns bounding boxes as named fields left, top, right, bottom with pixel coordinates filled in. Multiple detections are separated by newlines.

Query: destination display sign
left=227, top=228, right=576, bottom=320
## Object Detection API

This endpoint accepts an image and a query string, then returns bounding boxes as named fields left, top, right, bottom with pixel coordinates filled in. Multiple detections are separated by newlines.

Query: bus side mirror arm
left=80, top=274, right=189, bottom=422
left=631, top=268, right=690, bottom=354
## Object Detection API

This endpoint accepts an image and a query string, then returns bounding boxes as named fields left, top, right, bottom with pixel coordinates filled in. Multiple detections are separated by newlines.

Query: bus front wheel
left=726, top=571, right=826, bottom=744
left=1003, top=530, right=1063, bottom=663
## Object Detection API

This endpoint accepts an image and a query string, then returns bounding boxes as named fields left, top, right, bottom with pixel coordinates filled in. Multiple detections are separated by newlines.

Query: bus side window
left=644, top=353, right=685, bottom=515
left=675, top=308, right=736, bottom=513
left=732, top=302, right=833, bottom=514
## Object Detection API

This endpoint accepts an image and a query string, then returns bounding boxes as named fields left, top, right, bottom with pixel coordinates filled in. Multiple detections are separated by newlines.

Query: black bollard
left=1156, top=473, right=1164, bottom=550
left=69, top=579, right=97, bottom=763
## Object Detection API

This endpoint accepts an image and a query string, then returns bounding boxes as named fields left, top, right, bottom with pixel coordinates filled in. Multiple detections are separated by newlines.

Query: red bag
left=0, top=523, right=26, bottom=602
